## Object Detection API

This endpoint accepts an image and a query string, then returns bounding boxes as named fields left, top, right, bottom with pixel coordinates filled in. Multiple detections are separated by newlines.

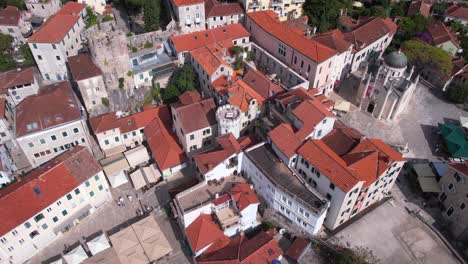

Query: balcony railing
left=270, top=0, right=283, bottom=7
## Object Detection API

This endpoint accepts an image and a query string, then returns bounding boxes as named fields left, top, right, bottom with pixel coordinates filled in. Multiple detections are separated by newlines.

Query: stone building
left=26, top=0, right=62, bottom=19
left=357, top=51, right=418, bottom=121
left=84, top=21, right=134, bottom=91
left=0, top=6, right=32, bottom=43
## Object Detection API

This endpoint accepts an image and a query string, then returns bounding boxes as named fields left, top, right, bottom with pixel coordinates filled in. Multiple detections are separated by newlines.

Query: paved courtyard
left=30, top=168, right=197, bottom=264
left=334, top=83, right=468, bottom=160
left=329, top=186, right=460, bottom=264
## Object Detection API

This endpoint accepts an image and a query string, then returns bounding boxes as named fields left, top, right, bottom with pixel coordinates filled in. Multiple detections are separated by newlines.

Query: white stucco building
left=205, top=0, right=244, bottom=29
left=0, top=6, right=32, bottom=43
left=169, top=0, right=205, bottom=33
left=0, top=147, right=111, bottom=264
left=0, top=67, right=39, bottom=106
left=28, top=2, right=86, bottom=81
left=14, top=81, right=93, bottom=168
left=26, top=0, right=62, bottom=18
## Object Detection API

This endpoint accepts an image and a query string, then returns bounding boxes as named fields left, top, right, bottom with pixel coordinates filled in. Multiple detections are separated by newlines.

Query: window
left=12, top=230, right=18, bottom=236
left=51, top=135, right=57, bottom=141
left=33, top=43, right=37, bottom=49
left=40, top=139, right=46, bottom=144
left=28, top=142, right=34, bottom=148
left=352, top=208, right=358, bottom=215
left=42, top=223, right=48, bottom=230
left=447, top=206, right=454, bottom=216
left=66, top=194, right=72, bottom=200
left=326, top=193, right=332, bottom=200
left=98, top=185, right=103, bottom=191
left=104, top=139, right=109, bottom=145
left=448, top=183, right=454, bottom=190
left=29, top=231, right=39, bottom=239
left=19, top=239, right=24, bottom=245
left=52, top=44, right=56, bottom=49
left=34, top=213, right=44, bottom=222
left=132, top=131, right=137, bottom=136
left=0, top=238, right=6, bottom=243
left=85, top=181, right=90, bottom=187
left=73, top=128, right=79, bottom=134
left=57, top=201, right=62, bottom=206
left=461, top=203, right=466, bottom=210
left=56, top=56, right=61, bottom=61
left=94, top=175, right=99, bottom=181
left=24, top=222, right=31, bottom=228
left=52, top=217, right=58, bottom=223
left=123, top=134, right=128, bottom=139
left=190, top=134, right=195, bottom=140
left=62, top=210, right=68, bottom=216
left=62, top=132, right=68, bottom=137
left=115, top=137, right=119, bottom=142
left=329, top=183, right=335, bottom=190
left=89, top=191, right=95, bottom=197
left=7, top=246, right=14, bottom=252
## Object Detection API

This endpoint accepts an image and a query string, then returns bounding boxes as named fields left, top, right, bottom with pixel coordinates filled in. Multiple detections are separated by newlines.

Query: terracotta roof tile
left=285, top=237, right=309, bottom=262
left=172, top=92, right=217, bottom=133
left=230, top=183, right=259, bottom=211
left=0, top=67, right=34, bottom=94
left=0, top=98, right=5, bottom=119
left=447, top=5, right=468, bottom=20
left=172, top=0, right=203, bottom=7
left=205, top=0, right=244, bottom=18
left=28, top=2, right=84, bottom=43
left=0, top=146, right=100, bottom=237
left=282, top=16, right=311, bottom=35
left=292, top=98, right=334, bottom=140
left=193, top=133, right=242, bottom=174
left=15, top=81, right=81, bottom=137
left=170, top=23, right=250, bottom=52
left=185, top=214, right=226, bottom=252
left=242, top=69, right=283, bottom=100
left=197, top=231, right=282, bottom=264
left=213, top=78, right=265, bottom=112
left=145, top=117, right=187, bottom=170
left=425, top=22, right=460, bottom=47
left=268, top=123, right=302, bottom=158
left=247, top=11, right=337, bottom=63
left=313, top=29, right=353, bottom=53
left=178, top=90, right=202, bottom=105
left=407, top=0, right=432, bottom=17
left=449, top=161, right=468, bottom=175
left=344, top=17, right=397, bottom=51
left=190, top=43, right=232, bottom=76
left=68, top=53, right=103, bottom=81
left=0, top=6, right=21, bottom=26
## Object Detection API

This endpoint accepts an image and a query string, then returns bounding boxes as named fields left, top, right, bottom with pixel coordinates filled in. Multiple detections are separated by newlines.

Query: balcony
left=195, top=17, right=201, bottom=24
left=215, top=206, right=240, bottom=231
left=270, top=0, right=283, bottom=7
left=249, top=0, right=260, bottom=9
left=185, top=18, right=192, bottom=25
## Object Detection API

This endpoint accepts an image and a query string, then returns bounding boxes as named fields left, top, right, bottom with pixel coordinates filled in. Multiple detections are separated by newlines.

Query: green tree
left=431, top=2, right=448, bottom=17
left=398, top=15, right=431, bottom=40
left=303, top=0, right=352, bottom=32
left=18, top=44, right=34, bottom=68
left=448, top=84, right=468, bottom=104
left=143, top=0, right=160, bottom=32
left=402, top=40, right=452, bottom=79
left=162, top=64, right=197, bottom=102
left=85, top=6, right=98, bottom=29
left=102, top=15, right=113, bottom=22
left=390, top=2, right=407, bottom=18
left=370, top=6, right=387, bottom=17
left=0, top=34, right=16, bottom=71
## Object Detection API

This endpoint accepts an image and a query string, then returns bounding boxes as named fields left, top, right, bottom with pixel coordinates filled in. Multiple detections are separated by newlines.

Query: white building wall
left=16, top=119, right=92, bottom=168
left=206, top=14, right=243, bottom=29
left=95, top=128, right=123, bottom=153
left=0, top=171, right=111, bottom=263
left=242, top=148, right=327, bottom=235
left=76, top=75, right=108, bottom=115
left=7, top=78, right=39, bottom=106
left=176, top=3, right=205, bottom=33
left=202, top=153, right=242, bottom=182
left=78, top=0, right=106, bottom=14
left=26, top=0, right=62, bottom=18
left=349, top=33, right=393, bottom=73
left=29, top=17, right=84, bottom=81
left=239, top=203, right=259, bottom=231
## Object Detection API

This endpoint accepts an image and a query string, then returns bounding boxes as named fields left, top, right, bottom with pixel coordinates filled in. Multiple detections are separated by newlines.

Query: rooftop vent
left=33, top=186, right=41, bottom=196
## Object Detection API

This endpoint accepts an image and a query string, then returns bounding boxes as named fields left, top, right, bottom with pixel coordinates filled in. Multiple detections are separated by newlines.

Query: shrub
left=144, top=41, right=153, bottom=49
left=101, top=98, right=109, bottom=107
left=127, top=71, right=133, bottom=77
left=102, top=15, right=113, bottom=22
left=118, top=77, right=125, bottom=89
left=131, top=46, right=138, bottom=53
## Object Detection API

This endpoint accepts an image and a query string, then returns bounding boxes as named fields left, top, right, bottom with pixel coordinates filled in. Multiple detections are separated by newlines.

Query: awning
left=53, top=205, right=92, bottom=233
left=87, top=233, right=111, bottom=256
left=460, top=116, right=468, bottom=129
left=131, top=216, right=172, bottom=261
left=124, top=145, right=150, bottom=167
left=63, top=245, right=89, bottom=264
left=109, top=224, right=149, bottom=264
left=100, top=153, right=130, bottom=177
left=412, top=163, right=441, bottom=193
left=130, top=169, right=147, bottom=190
left=82, top=248, right=121, bottom=264
left=142, top=164, right=161, bottom=183
left=334, top=100, right=351, bottom=112
left=108, top=171, right=128, bottom=188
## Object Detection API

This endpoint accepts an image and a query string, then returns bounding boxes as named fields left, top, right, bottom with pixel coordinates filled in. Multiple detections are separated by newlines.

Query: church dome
left=384, top=51, right=408, bottom=69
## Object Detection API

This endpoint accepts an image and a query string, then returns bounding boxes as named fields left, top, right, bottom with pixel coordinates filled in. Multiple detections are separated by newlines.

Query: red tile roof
left=292, top=98, right=334, bottom=140
left=447, top=5, right=468, bottom=20
left=172, top=0, right=203, bottom=7
left=145, top=117, right=188, bottom=170
left=190, top=43, right=232, bottom=76
left=15, top=81, right=81, bottom=137
left=268, top=123, right=302, bottom=158
left=449, top=161, right=468, bottom=176
left=68, top=53, right=103, bottom=81
left=0, top=146, right=100, bottom=237
left=172, top=93, right=217, bottom=134
left=282, top=16, right=311, bottom=35
left=193, top=133, right=242, bottom=174
left=213, top=77, right=265, bottom=112
left=407, top=0, right=432, bottom=17
left=343, top=17, right=397, bottom=51
left=313, top=29, right=353, bottom=53
left=0, top=6, right=21, bottom=26
left=242, top=69, right=283, bottom=100
left=247, top=11, right=337, bottom=63
left=321, top=122, right=363, bottom=156
left=0, top=67, right=34, bottom=94
left=0, top=98, right=5, bottom=119
left=90, top=105, right=170, bottom=134
left=185, top=214, right=227, bottom=252
left=231, top=183, right=259, bottom=211
left=426, top=22, right=461, bottom=47
left=197, top=231, right=282, bottom=264
left=205, top=0, right=244, bottom=18
left=285, top=237, right=309, bottom=262
left=170, top=23, right=250, bottom=52
left=28, top=2, right=84, bottom=43
left=178, top=90, right=202, bottom=105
